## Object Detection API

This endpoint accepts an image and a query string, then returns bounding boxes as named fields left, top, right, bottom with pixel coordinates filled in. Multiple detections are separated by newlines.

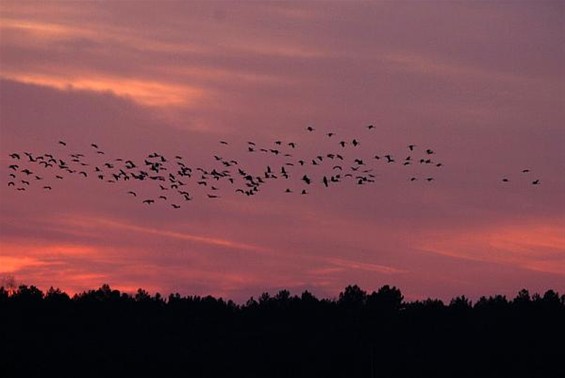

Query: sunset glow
left=1, top=1, right=564, bottom=302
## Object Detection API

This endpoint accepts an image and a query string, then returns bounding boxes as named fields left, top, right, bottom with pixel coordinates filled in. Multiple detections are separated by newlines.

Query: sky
left=1, top=1, right=564, bottom=302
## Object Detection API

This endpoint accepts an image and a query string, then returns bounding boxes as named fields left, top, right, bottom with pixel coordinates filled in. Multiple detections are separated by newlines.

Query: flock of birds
left=5, top=125, right=541, bottom=209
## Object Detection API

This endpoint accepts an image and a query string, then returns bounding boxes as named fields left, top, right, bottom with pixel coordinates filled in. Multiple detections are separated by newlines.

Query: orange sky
left=1, top=1, right=564, bottom=301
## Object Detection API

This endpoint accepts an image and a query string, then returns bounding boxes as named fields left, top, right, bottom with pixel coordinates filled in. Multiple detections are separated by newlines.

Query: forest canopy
left=1, top=284, right=564, bottom=378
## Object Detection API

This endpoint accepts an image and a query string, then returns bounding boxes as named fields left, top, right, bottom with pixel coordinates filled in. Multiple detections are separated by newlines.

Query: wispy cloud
left=0, top=72, right=204, bottom=107
left=62, top=215, right=269, bottom=254
left=419, top=223, right=565, bottom=275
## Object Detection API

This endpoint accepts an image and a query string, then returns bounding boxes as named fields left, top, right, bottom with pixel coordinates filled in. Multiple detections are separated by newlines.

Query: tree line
left=1, top=284, right=564, bottom=377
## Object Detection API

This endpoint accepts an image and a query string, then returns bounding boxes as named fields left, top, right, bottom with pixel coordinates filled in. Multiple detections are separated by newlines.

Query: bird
left=352, top=139, right=360, bottom=147
left=302, top=175, right=311, bottom=185
left=58, top=141, right=67, bottom=146
left=408, top=145, right=415, bottom=151
left=367, top=124, right=375, bottom=130
left=142, top=199, right=154, bottom=205
left=220, top=141, right=228, bottom=145
left=327, top=132, right=335, bottom=137
left=306, top=126, right=314, bottom=132
left=9, top=153, right=20, bottom=159
left=532, top=179, right=540, bottom=185
left=502, top=178, right=509, bottom=182
left=91, top=143, right=99, bottom=149
left=171, top=204, right=181, bottom=209
left=43, top=186, right=52, bottom=190
left=128, top=191, right=137, bottom=196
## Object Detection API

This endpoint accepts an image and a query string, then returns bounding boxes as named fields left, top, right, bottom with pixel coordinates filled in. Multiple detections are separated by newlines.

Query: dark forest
left=1, top=284, right=564, bottom=377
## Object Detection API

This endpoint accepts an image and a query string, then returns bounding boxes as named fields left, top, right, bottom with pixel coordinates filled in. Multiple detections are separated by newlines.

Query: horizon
left=3, top=280, right=562, bottom=306
left=1, top=1, right=564, bottom=303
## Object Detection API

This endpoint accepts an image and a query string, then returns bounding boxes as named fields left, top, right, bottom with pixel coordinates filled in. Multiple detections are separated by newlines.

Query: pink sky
left=1, top=1, right=564, bottom=302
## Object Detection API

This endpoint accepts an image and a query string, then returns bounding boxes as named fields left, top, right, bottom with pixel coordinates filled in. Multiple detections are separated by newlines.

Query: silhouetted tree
left=0, top=284, right=563, bottom=378
left=338, top=284, right=367, bottom=309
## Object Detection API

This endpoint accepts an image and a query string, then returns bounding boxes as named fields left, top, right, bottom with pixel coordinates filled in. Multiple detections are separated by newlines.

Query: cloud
left=419, top=222, right=565, bottom=275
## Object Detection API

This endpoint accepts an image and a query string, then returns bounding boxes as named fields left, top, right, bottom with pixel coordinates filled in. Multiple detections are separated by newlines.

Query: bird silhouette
left=10, top=124, right=545, bottom=208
